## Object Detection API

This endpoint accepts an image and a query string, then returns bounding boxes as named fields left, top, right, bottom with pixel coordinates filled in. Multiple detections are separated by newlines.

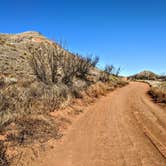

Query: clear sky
left=0, top=0, right=166, bottom=76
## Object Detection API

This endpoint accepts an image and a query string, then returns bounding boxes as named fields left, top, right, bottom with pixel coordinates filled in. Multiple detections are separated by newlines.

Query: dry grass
left=149, top=82, right=166, bottom=104
left=85, top=78, right=128, bottom=98
left=86, top=82, right=108, bottom=98
left=0, top=81, right=70, bottom=125
left=6, top=115, right=62, bottom=145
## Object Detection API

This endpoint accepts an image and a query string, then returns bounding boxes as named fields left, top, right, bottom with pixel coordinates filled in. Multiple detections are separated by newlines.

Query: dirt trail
left=32, top=82, right=166, bottom=166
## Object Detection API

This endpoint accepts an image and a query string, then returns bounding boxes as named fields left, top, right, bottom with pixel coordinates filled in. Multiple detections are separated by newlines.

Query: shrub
left=6, top=116, right=61, bottom=145
left=149, top=87, right=166, bottom=103
left=76, top=55, right=99, bottom=80
left=86, top=82, right=107, bottom=98
left=28, top=42, right=60, bottom=84
left=28, top=42, right=99, bottom=86
left=40, top=84, right=68, bottom=111
left=0, top=85, right=34, bottom=127
left=61, top=54, right=79, bottom=85
left=99, top=65, right=122, bottom=82
left=99, top=65, right=114, bottom=82
left=104, top=65, right=115, bottom=74
left=61, top=54, right=99, bottom=85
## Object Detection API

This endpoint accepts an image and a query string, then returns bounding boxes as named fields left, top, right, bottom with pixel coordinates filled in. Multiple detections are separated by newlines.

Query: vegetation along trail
left=32, top=82, right=166, bottom=166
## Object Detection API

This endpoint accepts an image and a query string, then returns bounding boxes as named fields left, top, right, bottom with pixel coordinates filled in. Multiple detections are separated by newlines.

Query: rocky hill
left=0, top=32, right=44, bottom=79
left=0, top=31, right=99, bottom=82
left=128, top=70, right=159, bottom=80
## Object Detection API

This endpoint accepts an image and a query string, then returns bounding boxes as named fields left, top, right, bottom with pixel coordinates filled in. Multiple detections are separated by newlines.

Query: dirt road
left=33, top=82, right=166, bottom=166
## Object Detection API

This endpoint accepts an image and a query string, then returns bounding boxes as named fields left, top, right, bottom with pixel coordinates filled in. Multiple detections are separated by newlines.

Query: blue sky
left=0, top=0, right=166, bottom=76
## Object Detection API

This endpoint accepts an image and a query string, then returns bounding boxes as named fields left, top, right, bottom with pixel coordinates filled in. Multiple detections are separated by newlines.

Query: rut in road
left=32, top=82, right=166, bottom=166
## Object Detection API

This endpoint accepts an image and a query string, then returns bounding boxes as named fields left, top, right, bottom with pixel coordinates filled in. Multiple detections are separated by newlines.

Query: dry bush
left=40, top=84, right=69, bottom=111
left=0, top=82, right=69, bottom=130
left=104, top=65, right=115, bottom=74
left=99, top=71, right=109, bottom=82
left=149, top=87, right=166, bottom=103
left=76, top=55, right=98, bottom=79
left=28, top=42, right=61, bottom=84
left=99, top=65, right=115, bottom=82
left=116, top=79, right=128, bottom=87
left=61, top=54, right=79, bottom=85
left=0, top=75, right=70, bottom=129
left=28, top=42, right=99, bottom=86
left=86, top=82, right=108, bottom=98
left=0, top=85, right=37, bottom=128
left=6, top=115, right=62, bottom=145
left=61, top=54, right=99, bottom=85
left=0, top=141, right=9, bottom=166
left=99, top=65, right=123, bottom=83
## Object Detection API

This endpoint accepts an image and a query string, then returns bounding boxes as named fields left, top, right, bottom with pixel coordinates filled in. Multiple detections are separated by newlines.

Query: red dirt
left=21, top=82, right=166, bottom=166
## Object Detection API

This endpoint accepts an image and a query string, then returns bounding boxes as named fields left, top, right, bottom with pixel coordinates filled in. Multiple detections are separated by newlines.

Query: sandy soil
left=27, top=82, right=166, bottom=166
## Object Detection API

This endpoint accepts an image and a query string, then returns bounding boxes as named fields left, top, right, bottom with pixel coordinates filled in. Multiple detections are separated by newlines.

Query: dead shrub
left=99, top=65, right=122, bottom=82
left=99, top=71, right=109, bottom=82
left=40, top=84, right=69, bottom=111
left=116, top=80, right=128, bottom=87
left=0, top=85, right=35, bottom=128
left=61, top=54, right=99, bottom=85
left=28, top=42, right=60, bottom=84
left=61, top=54, right=79, bottom=85
left=99, top=65, right=115, bottom=82
left=86, top=82, right=107, bottom=98
left=149, top=87, right=166, bottom=103
left=76, top=55, right=98, bottom=80
left=0, top=80, right=70, bottom=129
left=6, top=116, right=62, bottom=145
left=28, top=42, right=99, bottom=86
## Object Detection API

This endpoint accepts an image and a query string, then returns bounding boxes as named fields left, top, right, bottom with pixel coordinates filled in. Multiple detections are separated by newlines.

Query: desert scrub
left=28, top=42, right=99, bottom=85
left=6, top=115, right=62, bottom=145
left=149, top=82, right=166, bottom=103
left=85, top=82, right=109, bottom=98
left=0, top=82, right=69, bottom=128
